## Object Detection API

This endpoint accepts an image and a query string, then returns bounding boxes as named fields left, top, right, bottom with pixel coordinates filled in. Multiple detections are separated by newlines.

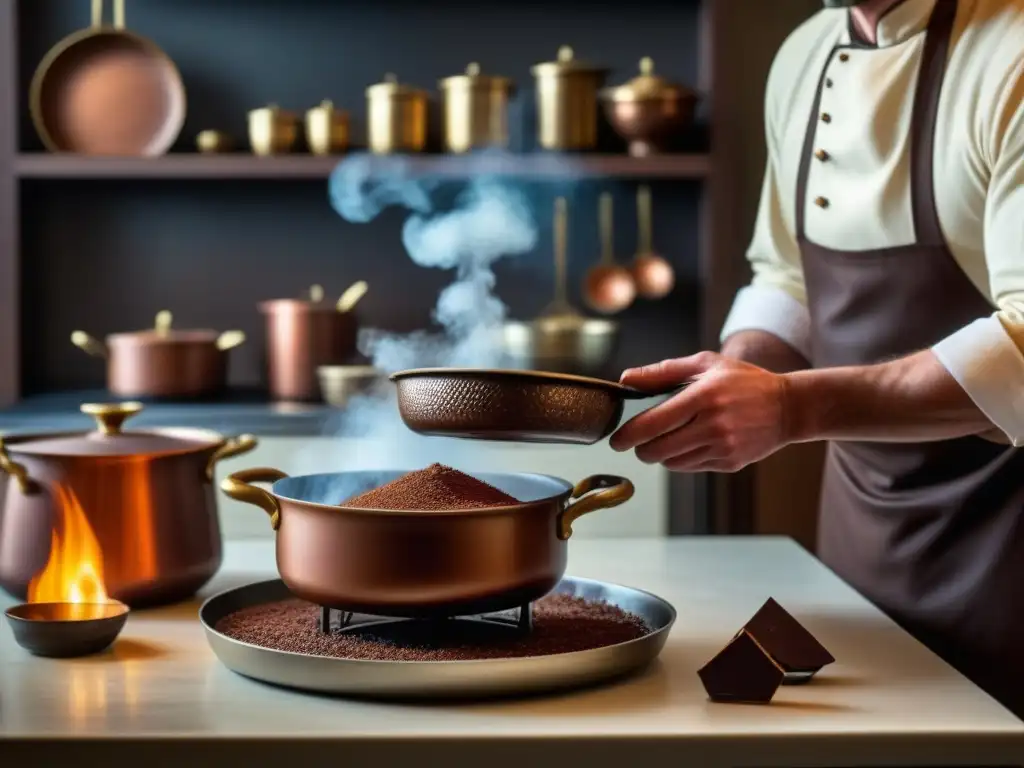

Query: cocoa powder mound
left=215, top=592, right=651, bottom=662
left=342, top=463, right=519, bottom=510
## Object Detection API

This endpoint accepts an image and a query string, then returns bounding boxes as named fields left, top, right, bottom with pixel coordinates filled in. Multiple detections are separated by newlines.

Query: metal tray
left=199, top=576, right=676, bottom=700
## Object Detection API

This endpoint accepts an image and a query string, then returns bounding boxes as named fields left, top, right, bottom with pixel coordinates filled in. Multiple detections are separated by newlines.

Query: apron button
left=815, top=149, right=831, bottom=161
left=814, top=196, right=830, bottom=209
left=839, top=52, right=850, bottom=62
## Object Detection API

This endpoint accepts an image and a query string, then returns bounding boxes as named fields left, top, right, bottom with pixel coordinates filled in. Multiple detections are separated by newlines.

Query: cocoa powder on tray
left=215, top=593, right=650, bottom=661
left=342, top=463, right=519, bottom=510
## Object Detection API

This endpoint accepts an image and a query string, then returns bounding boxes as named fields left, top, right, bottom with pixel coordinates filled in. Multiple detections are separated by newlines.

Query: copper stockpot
left=0, top=402, right=257, bottom=608
left=259, top=283, right=367, bottom=402
left=71, top=310, right=246, bottom=400
left=220, top=468, right=634, bottom=617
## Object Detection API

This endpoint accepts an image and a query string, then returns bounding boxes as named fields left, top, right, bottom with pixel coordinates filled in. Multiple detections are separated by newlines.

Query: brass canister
left=530, top=46, right=609, bottom=151
left=247, top=104, right=299, bottom=155
left=305, top=100, right=350, bottom=156
left=366, top=74, right=429, bottom=154
left=439, top=63, right=515, bottom=154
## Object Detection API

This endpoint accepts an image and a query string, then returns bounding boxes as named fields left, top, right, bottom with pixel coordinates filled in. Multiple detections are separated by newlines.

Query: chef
left=611, top=0, right=1024, bottom=717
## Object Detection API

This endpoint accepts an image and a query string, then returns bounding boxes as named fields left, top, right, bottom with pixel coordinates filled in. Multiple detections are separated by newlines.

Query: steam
left=298, top=151, right=551, bottom=503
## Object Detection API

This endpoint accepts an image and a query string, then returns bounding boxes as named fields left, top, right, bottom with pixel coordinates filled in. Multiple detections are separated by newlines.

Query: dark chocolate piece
left=697, top=629, right=784, bottom=704
left=742, top=597, right=835, bottom=683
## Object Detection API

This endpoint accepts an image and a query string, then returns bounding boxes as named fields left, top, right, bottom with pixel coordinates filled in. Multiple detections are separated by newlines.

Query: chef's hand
left=609, top=352, right=791, bottom=473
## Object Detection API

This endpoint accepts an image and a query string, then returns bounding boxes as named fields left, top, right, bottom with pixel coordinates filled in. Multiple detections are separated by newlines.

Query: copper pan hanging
left=30, top=0, right=186, bottom=155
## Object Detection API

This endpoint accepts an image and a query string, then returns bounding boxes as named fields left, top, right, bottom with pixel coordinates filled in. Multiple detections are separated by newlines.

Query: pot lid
left=366, top=73, right=428, bottom=99
left=102, top=310, right=219, bottom=344
left=307, top=99, right=348, bottom=117
left=601, top=57, right=695, bottom=102
left=439, top=62, right=515, bottom=91
left=531, top=46, right=608, bottom=77
left=6, top=402, right=220, bottom=457
left=248, top=103, right=299, bottom=120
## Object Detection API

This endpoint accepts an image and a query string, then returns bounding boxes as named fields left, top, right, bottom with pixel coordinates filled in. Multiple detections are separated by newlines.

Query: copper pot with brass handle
left=0, top=402, right=257, bottom=608
left=71, top=310, right=246, bottom=400
left=220, top=467, right=634, bottom=617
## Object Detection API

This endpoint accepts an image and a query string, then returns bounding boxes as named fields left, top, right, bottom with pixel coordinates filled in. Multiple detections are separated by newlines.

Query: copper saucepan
left=30, top=0, right=186, bottom=155
left=391, top=368, right=684, bottom=445
left=72, top=310, right=246, bottom=400
left=220, top=468, right=634, bottom=617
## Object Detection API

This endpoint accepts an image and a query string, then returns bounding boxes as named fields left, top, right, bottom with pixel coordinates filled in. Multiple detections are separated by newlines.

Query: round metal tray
left=199, top=576, right=676, bottom=700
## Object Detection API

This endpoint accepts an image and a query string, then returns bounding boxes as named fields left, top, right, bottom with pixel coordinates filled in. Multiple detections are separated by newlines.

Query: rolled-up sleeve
left=932, top=58, right=1024, bottom=445
left=720, top=60, right=812, bottom=360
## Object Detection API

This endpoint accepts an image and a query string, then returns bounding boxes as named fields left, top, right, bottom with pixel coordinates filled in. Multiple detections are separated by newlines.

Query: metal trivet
left=317, top=602, right=533, bottom=637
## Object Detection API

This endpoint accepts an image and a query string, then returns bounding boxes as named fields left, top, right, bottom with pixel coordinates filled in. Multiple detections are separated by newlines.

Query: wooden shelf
left=14, top=152, right=712, bottom=180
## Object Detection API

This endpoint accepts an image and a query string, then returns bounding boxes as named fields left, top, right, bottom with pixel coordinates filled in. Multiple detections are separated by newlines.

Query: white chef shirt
left=720, top=0, right=1024, bottom=444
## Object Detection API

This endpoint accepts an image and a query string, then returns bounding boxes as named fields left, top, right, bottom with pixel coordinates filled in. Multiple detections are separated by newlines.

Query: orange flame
left=28, top=484, right=110, bottom=610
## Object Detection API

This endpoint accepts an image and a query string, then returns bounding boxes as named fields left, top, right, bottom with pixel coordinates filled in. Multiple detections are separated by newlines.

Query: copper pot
left=71, top=310, right=246, bottom=399
left=220, top=468, right=634, bottom=617
left=600, top=57, right=699, bottom=157
left=0, top=402, right=257, bottom=608
left=259, top=282, right=366, bottom=402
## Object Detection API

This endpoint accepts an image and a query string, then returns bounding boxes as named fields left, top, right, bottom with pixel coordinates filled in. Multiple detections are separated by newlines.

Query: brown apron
left=799, top=0, right=1024, bottom=718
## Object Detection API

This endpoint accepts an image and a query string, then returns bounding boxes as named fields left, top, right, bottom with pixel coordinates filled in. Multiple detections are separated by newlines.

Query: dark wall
left=18, top=0, right=707, bottom=394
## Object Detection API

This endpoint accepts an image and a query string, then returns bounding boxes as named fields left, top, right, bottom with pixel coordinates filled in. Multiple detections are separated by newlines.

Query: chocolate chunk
left=742, top=597, right=835, bottom=683
left=697, top=630, right=785, bottom=704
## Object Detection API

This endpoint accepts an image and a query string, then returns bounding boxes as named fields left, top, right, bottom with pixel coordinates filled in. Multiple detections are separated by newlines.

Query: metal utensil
left=630, top=185, right=675, bottom=299
left=584, top=192, right=636, bottom=314
left=304, top=100, right=350, bottom=156
left=4, top=600, right=129, bottom=658
left=248, top=104, right=299, bottom=156
left=439, top=63, right=515, bottom=153
left=317, top=365, right=383, bottom=408
left=531, top=46, right=609, bottom=151
left=366, top=73, right=429, bottom=155
left=391, top=368, right=684, bottom=445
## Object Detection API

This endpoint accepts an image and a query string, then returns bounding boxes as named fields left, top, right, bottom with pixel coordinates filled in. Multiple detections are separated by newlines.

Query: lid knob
left=154, top=310, right=172, bottom=336
left=320, top=99, right=333, bottom=109
left=557, top=46, right=574, bottom=62
left=466, top=62, right=480, bottom=77
left=639, top=56, right=654, bottom=75
left=309, top=284, right=324, bottom=303
left=384, top=73, right=398, bottom=84
left=81, top=402, right=144, bottom=436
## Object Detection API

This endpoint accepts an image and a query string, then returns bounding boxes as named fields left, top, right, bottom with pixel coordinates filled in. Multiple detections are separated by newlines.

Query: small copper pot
left=259, top=283, right=366, bottom=402
left=71, top=310, right=246, bottom=400
left=0, top=402, right=257, bottom=608
left=220, top=468, right=634, bottom=617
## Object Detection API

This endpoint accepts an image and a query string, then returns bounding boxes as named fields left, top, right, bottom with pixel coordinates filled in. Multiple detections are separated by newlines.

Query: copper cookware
left=220, top=468, right=634, bottom=617
left=391, top=368, right=683, bottom=445
left=304, top=100, right=350, bottom=156
left=71, top=310, right=246, bottom=400
left=0, top=402, right=257, bottom=608
left=600, top=57, right=699, bottom=157
left=248, top=104, right=299, bottom=155
left=259, top=282, right=367, bottom=402
left=584, top=192, right=636, bottom=314
left=366, top=74, right=429, bottom=155
left=30, top=0, right=186, bottom=156
left=631, top=185, right=675, bottom=299
left=531, top=46, right=609, bottom=151
left=439, top=63, right=515, bottom=154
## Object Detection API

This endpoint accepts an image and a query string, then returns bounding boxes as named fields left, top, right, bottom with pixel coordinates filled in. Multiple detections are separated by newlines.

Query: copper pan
left=220, top=468, right=634, bottom=617
left=391, top=368, right=685, bottom=445
left=30, top=0, right=186, bottom=155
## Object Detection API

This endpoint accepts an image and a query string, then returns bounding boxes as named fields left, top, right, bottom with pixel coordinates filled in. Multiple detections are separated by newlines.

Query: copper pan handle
left=0, top=438, right=36, bottom=495
left=71, top=331, right=108, bottom=359
left=205, top=435, right=258, bottom=482
left=92, top=0, right=125, bottom=30
left=221, top=468, right=289, bottom=531
left=557, top=474, right=634, bottom=540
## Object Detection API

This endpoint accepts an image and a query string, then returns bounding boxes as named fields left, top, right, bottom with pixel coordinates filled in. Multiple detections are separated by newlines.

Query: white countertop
left=2, top=538, right=1022, bottom=767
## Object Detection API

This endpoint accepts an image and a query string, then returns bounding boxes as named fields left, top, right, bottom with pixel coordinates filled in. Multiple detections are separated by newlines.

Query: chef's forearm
left=783, top=349, right=993, bottom=443
left=721, top=330, right=810, bottom=374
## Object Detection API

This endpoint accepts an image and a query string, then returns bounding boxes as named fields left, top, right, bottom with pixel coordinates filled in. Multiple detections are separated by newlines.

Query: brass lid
left=439, top=62, right=515, bottom=91
left=366, top=73, right=429, bottom=100
left=6, top=402, right=221, bottom=458
left=103, top=311, right=219, bottom=346
left=248, top=103, right=299, bottom=120
left=531, top=46, right=609, bottom=77
left=601, top=57, right=695, bottom=102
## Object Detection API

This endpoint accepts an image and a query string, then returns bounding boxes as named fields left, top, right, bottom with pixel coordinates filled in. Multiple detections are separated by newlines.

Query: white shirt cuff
left=932, top=316, right=1024, bottom=447
left=719, top=285, right=813, bottom=360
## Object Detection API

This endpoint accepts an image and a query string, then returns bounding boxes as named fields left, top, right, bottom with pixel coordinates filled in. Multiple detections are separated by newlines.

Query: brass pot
left=601, top=57, right=699, bottom=157
left=531, top=46, right=609, bottom=151
left=71, top=310, right=246, bottom=400
left=366, top=74, right=428, bottom=154
left=248, top=104, right=299, bottom=156
left=0, top=402, right=257, bottom=608
left=304, top=100, right=350, bottom=156
left=220, top=468, right=634, bottom=617
left=439, top=63, right=515, bottom=154
left=196, top=129, right=233, bottom=154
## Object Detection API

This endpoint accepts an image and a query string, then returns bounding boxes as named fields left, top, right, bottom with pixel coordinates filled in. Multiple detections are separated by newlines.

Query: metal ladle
left=630, top=185, right=675, bottom=299
left=584, top=192, right=636, bottom=314
left=536, top=197, right=582, bottom=330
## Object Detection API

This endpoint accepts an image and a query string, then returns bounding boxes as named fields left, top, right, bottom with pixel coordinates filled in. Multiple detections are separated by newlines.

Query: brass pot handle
left=92, top=0, right=125, bottom=29
left=71, top=331, right=109, bottom=359
left=0, top=438, right=35, bottom=495
left=221, top=468, right=289, bottom=531
left=204, top=434, right=258, bottom=482
left=81, top=402, right=144, bottom=435
left=558, top=474, right=634, bottom=540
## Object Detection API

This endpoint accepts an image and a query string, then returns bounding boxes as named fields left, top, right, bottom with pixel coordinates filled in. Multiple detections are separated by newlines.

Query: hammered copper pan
left=220, top=468, right=634, bottom=617
left=30, top=0, right=185, bottom=155
left=390, top=368, right=683, bottom=445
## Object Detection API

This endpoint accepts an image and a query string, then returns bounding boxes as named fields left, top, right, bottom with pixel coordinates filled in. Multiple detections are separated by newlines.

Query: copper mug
left=259, top=282, right=367, bottom=402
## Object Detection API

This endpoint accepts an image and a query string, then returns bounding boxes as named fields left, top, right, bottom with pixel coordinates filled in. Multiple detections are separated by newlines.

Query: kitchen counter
left=2, top=538, right=1021, bottom=767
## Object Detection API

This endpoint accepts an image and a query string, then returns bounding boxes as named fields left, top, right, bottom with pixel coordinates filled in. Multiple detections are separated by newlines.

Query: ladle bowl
left=4, top=600, right=130, bottom=658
